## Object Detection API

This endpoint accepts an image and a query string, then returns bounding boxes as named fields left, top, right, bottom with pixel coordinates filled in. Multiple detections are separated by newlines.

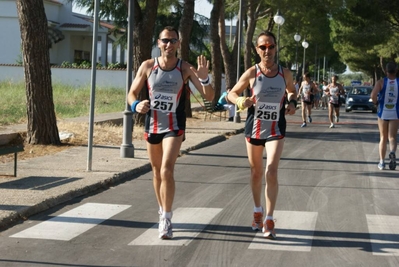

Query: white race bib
left=151, top=92, right=177, bottom=113
left=255, top=102, right=280, bottom=121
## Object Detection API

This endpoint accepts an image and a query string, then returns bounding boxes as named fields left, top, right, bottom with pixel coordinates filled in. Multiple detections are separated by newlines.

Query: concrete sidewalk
left=0, top=110, right=246, bottom=230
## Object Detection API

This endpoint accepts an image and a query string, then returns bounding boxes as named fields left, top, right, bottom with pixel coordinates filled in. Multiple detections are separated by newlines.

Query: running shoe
left=159, top=217, right=173, bottom=239
left=262, top=219, right=276, bottom=239
left=308, top=116, right=312, bottom=123
left=301, top=122, right=307, bottom=128
left=389, top=152, right=396, bottom=170
left=378, top=162, right=385, bottom=170
left=158, top=210, right=162, bottom=220
left=335, top=116, right=339, bottom=123
left=329, top=123, right=335, bottom=128
left=252, top=210, right=264, bottom=231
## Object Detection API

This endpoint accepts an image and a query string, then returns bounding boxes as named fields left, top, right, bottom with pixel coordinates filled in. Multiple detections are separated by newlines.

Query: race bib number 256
left=256, top=102, right=280, bottom=121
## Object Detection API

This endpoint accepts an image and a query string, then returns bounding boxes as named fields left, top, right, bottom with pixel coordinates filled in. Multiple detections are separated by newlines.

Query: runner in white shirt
left=370, top=62, right=399, bottom=170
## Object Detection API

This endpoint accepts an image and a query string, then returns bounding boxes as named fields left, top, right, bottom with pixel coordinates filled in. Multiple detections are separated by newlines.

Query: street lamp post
left=294, top=33, right=301, bottom=81
left=302, top=39, right=309, bottom=76
left=273, top=10, right=285, bottom=65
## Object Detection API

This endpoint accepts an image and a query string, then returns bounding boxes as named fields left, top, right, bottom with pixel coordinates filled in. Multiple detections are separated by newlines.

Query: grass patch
left=0, top=81, right=126, bottom=126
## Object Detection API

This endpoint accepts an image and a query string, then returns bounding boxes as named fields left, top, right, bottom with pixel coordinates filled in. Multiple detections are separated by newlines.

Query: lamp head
left=273, top=10, right=285, bottom=26
left=294, top=33, right=301, bottom=42
left=302, top=40, right=309, bottom=49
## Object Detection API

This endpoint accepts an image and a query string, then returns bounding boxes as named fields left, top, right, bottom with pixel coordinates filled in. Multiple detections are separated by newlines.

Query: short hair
left=386, top=62, right=397, bottom=74
left=256, top=31, right=276, bottom=45
left=159, top=26, right=179, bottom=39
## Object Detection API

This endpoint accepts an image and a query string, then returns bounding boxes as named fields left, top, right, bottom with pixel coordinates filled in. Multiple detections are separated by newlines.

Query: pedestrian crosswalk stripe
left=366, top=214, right=399, bottom=256
left=248, top=210, right=318, bottom=252
left=129, top=207, right=222, bottom=246
left=10, top=203, right=131, bottom=241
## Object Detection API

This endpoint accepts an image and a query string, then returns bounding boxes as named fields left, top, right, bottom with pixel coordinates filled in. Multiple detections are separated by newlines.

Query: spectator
left=217, top=88, right=235, bottom=121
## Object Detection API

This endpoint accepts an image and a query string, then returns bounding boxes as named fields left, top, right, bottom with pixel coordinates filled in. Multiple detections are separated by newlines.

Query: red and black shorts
left=145, top=130, right=185, bottom=144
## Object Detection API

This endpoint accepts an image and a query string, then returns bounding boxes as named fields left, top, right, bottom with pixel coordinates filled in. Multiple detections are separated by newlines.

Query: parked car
left=345, top=86, right=377, bottom=113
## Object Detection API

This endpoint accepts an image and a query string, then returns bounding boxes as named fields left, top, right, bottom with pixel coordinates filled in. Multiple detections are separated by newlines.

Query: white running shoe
left=329, top=123, right=335, bottom=128
left=159, top=217, right=173, bottom=239
left=378, top=162, right=385, bottom=170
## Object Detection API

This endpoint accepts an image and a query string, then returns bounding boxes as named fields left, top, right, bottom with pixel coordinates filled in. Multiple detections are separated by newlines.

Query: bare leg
left=147, top=142, right=163, bottom=209
left=328, top=103, right=334, bottom=124
left=264, top=139, right=285, bottom=217
left=388, top=120, right=399, bottom=153
left=159, top=135, right=184, bottom=212
left=147, top=135, right=183, bottom=214
left=307, top=104, right=312, bottom=118
left=301, top=104, right=307, bottom=122
left=377, top=118, right=388, bottom=162
left=246, top=140, right=265, bottom=208
left=335, top=106, right=340, bottom=120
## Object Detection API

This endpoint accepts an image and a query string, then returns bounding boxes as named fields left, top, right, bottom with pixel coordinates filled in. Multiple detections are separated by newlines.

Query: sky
left=73, top=1, right=213, bottom=18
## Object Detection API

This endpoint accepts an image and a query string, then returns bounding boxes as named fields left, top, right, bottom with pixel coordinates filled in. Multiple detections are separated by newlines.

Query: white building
left=0, top=0, right=127, bottom=66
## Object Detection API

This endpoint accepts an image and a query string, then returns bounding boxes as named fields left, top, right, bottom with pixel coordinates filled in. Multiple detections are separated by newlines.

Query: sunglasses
left=160, top=38, right=179, bottom=44
left=258, top=44, right=276, bottom=51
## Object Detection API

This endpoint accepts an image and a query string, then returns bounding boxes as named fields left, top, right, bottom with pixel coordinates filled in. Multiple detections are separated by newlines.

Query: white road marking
left=10, top=203, right=131, bottom=241
left=249, top=210, right=318, bottom=252
left=129, top=207, right=222, bottom=246
left=366, top=214, right=399, bottom=256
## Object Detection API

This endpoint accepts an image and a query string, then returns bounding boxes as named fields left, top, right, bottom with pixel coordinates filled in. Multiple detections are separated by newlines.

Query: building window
left=74, top=50, right=90, bottom=64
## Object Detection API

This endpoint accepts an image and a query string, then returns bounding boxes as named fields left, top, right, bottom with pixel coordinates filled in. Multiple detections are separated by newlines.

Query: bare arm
left=127, top=59, right=153, bottom=114
left=283, top=68, right=297, bottom=115
left=227, top=66, right=256, bottom=108
left=371, top=80, right=383, bottom=104
left=298, top=82, right=304, bottom=95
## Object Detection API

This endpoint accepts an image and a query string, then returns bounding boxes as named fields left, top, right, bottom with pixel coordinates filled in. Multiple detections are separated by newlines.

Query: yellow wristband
left=236, top=96, right=246, bottom=111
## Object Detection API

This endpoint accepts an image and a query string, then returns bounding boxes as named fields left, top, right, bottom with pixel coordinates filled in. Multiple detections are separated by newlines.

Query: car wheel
left=345, top=109, right=350, bottom=112
left=372, top=109, right=377, bottom=113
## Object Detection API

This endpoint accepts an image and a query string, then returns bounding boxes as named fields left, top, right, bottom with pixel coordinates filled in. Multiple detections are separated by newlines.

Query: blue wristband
left=131, top=100, right=140, bottom=113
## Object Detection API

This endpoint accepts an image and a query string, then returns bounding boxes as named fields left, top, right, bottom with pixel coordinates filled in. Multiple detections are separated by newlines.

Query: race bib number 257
left=151, top=93, right=177, bottom=113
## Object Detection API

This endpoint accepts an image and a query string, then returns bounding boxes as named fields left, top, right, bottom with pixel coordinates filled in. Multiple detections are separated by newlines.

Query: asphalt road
left=1, top=110, right=398, bottom=267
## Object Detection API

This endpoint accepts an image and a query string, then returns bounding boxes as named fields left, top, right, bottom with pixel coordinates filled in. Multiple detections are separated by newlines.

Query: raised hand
left=190, top=55, right=209, bottom=80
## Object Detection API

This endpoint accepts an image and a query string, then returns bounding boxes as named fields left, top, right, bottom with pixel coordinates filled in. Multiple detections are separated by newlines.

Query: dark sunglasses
left=258, top=44, right=276, bottom=51
left=160, top=38, right=179, bottom=44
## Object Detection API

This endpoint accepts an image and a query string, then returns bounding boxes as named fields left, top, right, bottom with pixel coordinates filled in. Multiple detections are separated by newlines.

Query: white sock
left=254, top=206, right=263, bottom=213
left=380, top=160, right=384, bottom=164
left=265, top=215, right=273, bottom=221
left=159, top=206, right=163, bottom=214
left=162, top=211, right=172, bottom=220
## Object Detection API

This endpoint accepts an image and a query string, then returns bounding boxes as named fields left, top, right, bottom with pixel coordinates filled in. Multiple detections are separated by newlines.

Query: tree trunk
left=210, top=0, right=223, bottom=105
left=179, top=0, right=195, bottom=118
left=219, top=3, right=238, bottom=89
left=132, top=0, right=160, bottom=125
left=16, top=0, right=61, bottom=145
left=244, top=0, right=255, bottom=71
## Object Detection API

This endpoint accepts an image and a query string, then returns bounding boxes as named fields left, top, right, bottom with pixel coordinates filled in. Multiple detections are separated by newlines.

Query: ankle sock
left=254, top=206, right=263, bottom=213
left=162, top=211, right=172, bottom=219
